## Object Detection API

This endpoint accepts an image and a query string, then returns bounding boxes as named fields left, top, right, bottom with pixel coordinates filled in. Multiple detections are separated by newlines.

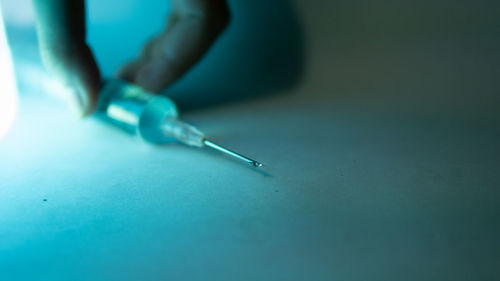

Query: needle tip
left=252, top=161, right=263, bottom=168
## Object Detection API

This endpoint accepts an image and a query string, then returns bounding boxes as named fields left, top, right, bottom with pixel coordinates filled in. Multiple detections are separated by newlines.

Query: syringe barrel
left=97, top=80, right=179, bottom=143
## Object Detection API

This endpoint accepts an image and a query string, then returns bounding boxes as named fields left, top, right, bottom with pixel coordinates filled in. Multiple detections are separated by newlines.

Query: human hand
left=32, top=0, right=230, bottom=117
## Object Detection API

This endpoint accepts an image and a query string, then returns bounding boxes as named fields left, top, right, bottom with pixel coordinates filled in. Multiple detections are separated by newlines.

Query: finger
left=32, top=0, right=100, bottom=117
left=116, top=35, right=163, bottom=82
left=116, top=60, right=141, bottom=82
left=117, top=0, right=230, bottom=93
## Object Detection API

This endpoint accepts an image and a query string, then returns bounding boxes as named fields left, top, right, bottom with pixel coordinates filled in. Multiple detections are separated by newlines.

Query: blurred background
left=1, top=0, right=499, bottom=280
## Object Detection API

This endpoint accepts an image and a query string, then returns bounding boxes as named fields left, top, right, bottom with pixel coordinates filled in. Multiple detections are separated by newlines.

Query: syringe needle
left=203, top=139, right=263, bottom=168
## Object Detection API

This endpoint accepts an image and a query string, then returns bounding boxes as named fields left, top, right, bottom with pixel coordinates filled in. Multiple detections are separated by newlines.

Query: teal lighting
left=0, top=4, right=18, bottom=140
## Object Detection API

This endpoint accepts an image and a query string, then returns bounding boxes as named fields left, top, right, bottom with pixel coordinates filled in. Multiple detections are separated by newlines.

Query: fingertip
left=40, top=44, right=100, bottom=118
left=67, top=81, right=97, bottom=118
left=116, top=60, right=142, bottom=83
left=73, top=46, right=101, bottom=117
left=79, top=78, right=100, bottom=118
left=134, top=57, right=181, bottom=93
left=80, top=93, right=97, bottom=117
left=65, top=89, right=87, bottom=119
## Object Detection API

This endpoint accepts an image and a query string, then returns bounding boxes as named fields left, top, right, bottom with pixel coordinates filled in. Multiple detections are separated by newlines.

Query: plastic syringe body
left=97, top=80, right=263, bottom=168
left=98, top=79, right=205, bottom=146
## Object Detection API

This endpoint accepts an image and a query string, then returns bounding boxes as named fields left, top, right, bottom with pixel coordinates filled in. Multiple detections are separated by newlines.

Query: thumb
left=33, top=0, right=100, bottom=117
left=40, top=43, right=101, bottom=117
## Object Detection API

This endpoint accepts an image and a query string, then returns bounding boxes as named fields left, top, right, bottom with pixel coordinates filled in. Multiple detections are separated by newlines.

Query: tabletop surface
left=1, top=1, right=499, bottom=280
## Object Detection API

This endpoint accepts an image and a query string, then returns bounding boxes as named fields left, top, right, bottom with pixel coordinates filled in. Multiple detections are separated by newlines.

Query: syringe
left=97, top=80, right=263, bottom=168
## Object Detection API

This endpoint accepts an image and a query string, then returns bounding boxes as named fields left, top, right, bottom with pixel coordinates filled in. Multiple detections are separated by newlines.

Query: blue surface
left=1, top=1, right=500, bottom=280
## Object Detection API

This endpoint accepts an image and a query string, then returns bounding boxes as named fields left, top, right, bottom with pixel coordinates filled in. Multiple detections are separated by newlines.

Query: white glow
left=1, top=0, right=34, bottom=26
left=0, top=5, right=19, bottom=140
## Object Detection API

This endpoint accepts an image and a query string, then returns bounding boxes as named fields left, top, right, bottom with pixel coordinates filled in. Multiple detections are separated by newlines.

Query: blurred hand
left=32, top=0, right=230, bottom=117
